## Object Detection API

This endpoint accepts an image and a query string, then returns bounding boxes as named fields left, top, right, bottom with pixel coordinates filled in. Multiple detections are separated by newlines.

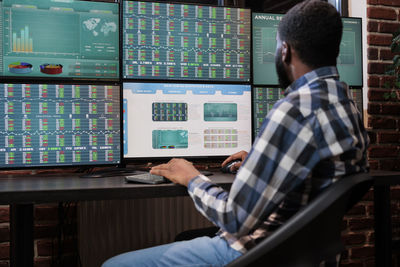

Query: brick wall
left=0, top=169, right=79, bottom=267
left=339, top=0, right=400, bottom=266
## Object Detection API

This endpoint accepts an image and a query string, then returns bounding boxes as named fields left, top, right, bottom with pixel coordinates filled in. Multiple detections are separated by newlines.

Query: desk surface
left=0, top=172, right=235, bottom=204
left=1, top=170, right=399, bottom=205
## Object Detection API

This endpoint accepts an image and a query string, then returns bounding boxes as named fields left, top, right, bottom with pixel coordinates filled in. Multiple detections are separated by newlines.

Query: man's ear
left=281, top=41, right=291, bottom=64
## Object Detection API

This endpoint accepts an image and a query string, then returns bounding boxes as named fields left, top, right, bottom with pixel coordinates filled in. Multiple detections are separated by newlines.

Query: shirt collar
left=284, top=66, right=340, bottom=96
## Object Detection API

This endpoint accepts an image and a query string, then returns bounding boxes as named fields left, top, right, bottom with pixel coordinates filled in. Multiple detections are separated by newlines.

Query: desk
left=0, top=172, right=234, bottom=267
left=372, top=170, right=400, bottom=267
left=3, top=171, right=400, bottom=267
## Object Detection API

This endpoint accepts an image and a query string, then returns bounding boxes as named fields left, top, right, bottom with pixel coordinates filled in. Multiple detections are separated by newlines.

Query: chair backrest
left=225, top=172, right=373, bottom=267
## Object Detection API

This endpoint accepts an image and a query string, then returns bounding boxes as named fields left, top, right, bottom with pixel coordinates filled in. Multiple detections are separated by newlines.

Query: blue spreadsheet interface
left=0, top=83, right=121, bottom=168
left=122, top=1, right=251, bottom=82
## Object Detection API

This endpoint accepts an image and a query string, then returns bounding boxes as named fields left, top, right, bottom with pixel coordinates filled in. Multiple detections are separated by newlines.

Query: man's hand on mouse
left=221, top=150, right=248, bottom=173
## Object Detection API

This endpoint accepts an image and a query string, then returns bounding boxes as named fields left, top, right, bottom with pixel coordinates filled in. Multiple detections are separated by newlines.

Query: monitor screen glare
left=123, top=83, right=252, bottom=158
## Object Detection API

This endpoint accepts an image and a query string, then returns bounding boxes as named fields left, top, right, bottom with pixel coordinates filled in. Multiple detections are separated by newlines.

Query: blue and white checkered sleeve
left=188, top=100, right=320, bottom=237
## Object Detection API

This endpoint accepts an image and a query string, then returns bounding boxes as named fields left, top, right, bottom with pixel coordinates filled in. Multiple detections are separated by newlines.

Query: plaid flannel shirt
left=188, top=66, right=369, bottom=254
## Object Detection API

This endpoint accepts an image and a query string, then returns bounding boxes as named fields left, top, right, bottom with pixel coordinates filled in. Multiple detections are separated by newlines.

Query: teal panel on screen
left=252, top=13, right=363, bottom=87
left=252, top=13, right=282, bottom=86
left=337, top=18, right=363, bottom=87
left=0, top=0, right=119, bottom=80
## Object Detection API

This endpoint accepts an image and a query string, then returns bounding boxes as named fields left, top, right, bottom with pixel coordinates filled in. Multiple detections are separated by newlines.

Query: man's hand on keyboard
left=150, top=158, right=201, bottom=187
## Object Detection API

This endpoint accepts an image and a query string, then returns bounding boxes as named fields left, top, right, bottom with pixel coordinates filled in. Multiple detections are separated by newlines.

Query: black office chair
left=225, top=172, right=373, bottom=267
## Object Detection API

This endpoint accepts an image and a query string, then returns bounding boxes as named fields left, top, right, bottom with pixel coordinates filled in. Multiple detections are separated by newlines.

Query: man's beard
left=275, top=47, right=292, bottom=89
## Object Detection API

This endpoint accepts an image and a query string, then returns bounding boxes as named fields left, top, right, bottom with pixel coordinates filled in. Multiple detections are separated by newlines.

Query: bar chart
left=12, top=25, right=33, bottom=53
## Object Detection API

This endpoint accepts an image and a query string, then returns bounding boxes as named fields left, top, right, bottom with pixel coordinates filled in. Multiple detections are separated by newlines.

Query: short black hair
left=278, top=0, right=343, bottom=68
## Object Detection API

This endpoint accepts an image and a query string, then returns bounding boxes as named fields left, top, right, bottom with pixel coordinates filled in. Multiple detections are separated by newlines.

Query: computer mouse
left=221, top=160, right=241, bottom=174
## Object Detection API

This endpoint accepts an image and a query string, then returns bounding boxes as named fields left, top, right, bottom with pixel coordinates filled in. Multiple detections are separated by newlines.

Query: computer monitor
left=252, top=86, right=363, bottom=138
left=252, top=87, right=284, bottom=137
left=338, top=18, right=363, bottom=88
left=252, top=13, right=363, bottom=87
left=252, top=13, right=283, bottom=86
left=122, top=1, right=251, bottom=82
left=0, top=0, right=119, bottom=80
left=123, top=82, right=252, bottom=158
left=0, top=82, right=121, bottom=168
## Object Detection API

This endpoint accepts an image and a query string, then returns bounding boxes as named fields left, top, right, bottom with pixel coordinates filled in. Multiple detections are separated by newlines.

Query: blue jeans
left=102, top=236, right=242, bottom=267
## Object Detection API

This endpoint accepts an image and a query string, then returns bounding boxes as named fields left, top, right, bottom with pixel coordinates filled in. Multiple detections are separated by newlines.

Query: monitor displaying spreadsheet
left=0, top=83, right=121, bottom=168
left=122, top=1, right=251, bottom=82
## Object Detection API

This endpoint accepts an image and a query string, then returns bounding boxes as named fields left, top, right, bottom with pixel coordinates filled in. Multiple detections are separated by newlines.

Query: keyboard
left=125, top=172, right=169, bottom=184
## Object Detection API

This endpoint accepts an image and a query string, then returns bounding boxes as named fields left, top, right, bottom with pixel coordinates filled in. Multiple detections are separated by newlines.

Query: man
left=103, top=0, right=369, bottom=266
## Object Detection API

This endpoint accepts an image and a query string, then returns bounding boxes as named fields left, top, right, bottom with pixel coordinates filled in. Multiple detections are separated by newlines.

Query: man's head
left=275, top=0, right=343, bottom=88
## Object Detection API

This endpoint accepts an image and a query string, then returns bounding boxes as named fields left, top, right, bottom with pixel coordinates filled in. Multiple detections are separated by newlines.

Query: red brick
left=0, top=227, right=9, bottom=243
left=377, top=0, right=400, bottom=6
left=380, top=49, right=397, bottom=60
left=36, top=239, right=54, bottom=257
left=351, top=246, right=375, bottom=258
left=367, top=75, right=380, bottom=87
left=0, top=207, right=9, bottom=224
left=34, top=204, right=58, bottom=221
left=368, top=117, right=397, bottom=129
left=380, top=75, right=397, bottom=88
left=379, top=21, right=400, bottom=33
left=346, top=204, right=366, bottom=216
left=381, top=103, right=400, bottom=114
left=367, top=7, right=397, bottom=20
left=342, top=233, right=367, bottom=245
left=367, top=34, right=393, bottom=46
left=36, top=238, right=76, bottom=257
left=0, top=244, right=9, bottom=260
left=34, top=223, right=58, bottom=239
left=368, top=88, right=390, bottom=101
left=367, top=47, right=379, bottom=60
left=367, top=103, right=381, bottom=114
left=348, top=218, right=374, bottom=231
left=367, top=0, right=379, bottom=4
left=367, top=21, right=379, bottom=32
left=368, top=159, right=380, bottom=169
left=368, top=62, right=392, bottom=74
left=391, top=187, right=400, bottom=199
left=381, top=159, right=400, bottom=170
left=34, top=257, right=51, bottom=267
left=368, top=146, right=399, bottom=157
left=0, top=261, right=8, bottom=267
left=379, top=132, right=400, bottom=143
